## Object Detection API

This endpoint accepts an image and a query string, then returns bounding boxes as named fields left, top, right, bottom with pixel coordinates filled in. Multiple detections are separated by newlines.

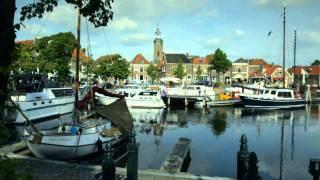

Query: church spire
left=155, top=23, right=161, bottom=38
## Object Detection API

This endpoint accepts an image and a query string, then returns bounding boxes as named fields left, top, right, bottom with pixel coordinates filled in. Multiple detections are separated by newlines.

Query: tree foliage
left=173, top=60, right=186, bottom=80
left=11, top=42, right=38, bottom=73
left=95, top=54, right=129, bottom=81
left=311, top=59, right=320, bottom=66
left=208, top=48, right=231, bottom=83
left=196, top=66, right=202, bottom=80
left=146, top=63, right=159, bottom=83
left=1, top=0, right=114, bottom=119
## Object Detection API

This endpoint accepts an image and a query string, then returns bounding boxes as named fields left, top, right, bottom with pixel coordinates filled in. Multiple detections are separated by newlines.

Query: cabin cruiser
left=166, top=84, right=216, bottom=99
left=9, top=74, right=86, bottom=126
left=97, top=89, right=166, bottom=109
left=239, top=88, right=306, bottom=109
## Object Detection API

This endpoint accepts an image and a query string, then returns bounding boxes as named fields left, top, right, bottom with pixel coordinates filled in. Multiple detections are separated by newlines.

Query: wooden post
left=185, top=97, right=188, bottom=107
left=127, top=132, right=139, bottom=180
left=101, top=142, right=115, bottom=180
left=237, top=134, right=249, bottom=180
left=309, top=159, right=320, bottom=180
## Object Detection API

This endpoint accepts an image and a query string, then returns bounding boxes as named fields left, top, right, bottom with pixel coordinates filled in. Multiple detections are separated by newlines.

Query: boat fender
left=78, top=128, right=83, bottom=134
left=96, top=138, right=103, bottom=152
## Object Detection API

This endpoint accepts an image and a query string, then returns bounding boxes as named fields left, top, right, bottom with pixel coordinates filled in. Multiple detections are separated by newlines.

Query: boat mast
left=75, top=1, right=81, bottom=123
left=293, top=29, right=297, bottom=87
left=282, top=2, right=286, bottom=88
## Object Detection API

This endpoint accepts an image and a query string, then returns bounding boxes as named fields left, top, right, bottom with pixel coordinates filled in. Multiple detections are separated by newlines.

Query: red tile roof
left=265, top=66, right=278, bottom=76
left=131, top=53, right=150, bottom=64
left=71, top=48, right=91, bottom=63
left=288, top=66, right=305, bottom=75
left=248, top=58, right=269, bottom=66
left=309, top=65, right=320, bottom=75
left=192, top=57, right=208, bottom=64
left=15, top=40, right=34, bottom=45
left=249, top=71, right=264, bottom=77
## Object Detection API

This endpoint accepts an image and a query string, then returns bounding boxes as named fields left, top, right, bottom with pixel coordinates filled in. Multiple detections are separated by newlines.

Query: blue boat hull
left=239, top=96, right=306, bottom=109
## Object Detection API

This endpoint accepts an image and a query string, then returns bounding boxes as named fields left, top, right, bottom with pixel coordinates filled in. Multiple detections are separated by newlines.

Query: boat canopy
left=97, top=99, right=133, bottom=135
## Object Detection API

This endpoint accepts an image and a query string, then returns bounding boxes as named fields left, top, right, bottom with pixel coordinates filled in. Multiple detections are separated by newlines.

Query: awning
left=97, top=99, right=133, bottom=135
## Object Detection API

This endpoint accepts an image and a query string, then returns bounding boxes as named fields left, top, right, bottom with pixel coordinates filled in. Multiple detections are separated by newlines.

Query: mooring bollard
left=237, top=134, right=250, bottom=180
left=309, top=159, right=320, bottom=180
left=127, top=131, right=139, bottom=180
left=247, top=152, right=261, bottom=180
left=101, top=142, right=116, bottom=180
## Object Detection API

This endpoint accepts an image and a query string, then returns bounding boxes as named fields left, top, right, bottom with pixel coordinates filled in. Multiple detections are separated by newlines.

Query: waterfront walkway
left=4, top=154, right=234, bottom=180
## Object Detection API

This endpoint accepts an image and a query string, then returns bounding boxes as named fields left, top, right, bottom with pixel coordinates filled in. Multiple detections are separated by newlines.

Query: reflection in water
left=291, top=112, right=295, bottom=161
left=208, top=111, right=227, bottom=136
left=279, top=117, right=284, bottom=180
left=14, top=104, right=320, bottom=180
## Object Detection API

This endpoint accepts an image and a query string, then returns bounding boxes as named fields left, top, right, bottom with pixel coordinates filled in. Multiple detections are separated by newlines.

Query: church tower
left=153, top=25, right=163, bottom=64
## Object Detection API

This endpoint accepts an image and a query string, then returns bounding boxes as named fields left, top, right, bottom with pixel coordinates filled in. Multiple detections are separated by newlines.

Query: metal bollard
left=127, top=131, right=139, bottom=180
left=101, top=142, right=116, bottom=180
left=309, top=159, right=320, bottom=180
left=247, top=152, right=261, bottom=180
left=237, top=134, right=250, bottom=180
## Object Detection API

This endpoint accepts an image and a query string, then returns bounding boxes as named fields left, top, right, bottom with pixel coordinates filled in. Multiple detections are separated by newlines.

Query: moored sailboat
left=239, top=2, right=306, bottom=109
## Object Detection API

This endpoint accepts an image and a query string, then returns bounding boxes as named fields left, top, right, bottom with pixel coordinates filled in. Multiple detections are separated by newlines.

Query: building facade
left=129, top=53, right=150, bottom=82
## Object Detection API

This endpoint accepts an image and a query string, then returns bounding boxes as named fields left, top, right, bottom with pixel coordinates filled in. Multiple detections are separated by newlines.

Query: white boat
left=26, top=119, right=117, bottom=159
left=126, top=90, right=166, bottom=109
left=115, top=84, right=144, bottom=97
left=239, top=88, right=305, bottom=109
left=166, top=84, right=215, bottom=98
left=25, top=99, right=133, bottom=160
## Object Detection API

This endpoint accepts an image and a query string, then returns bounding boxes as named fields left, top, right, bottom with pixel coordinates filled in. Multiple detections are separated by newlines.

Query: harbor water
left=134, top=104, right=320, bottom=180
left=12, top=104, right=320, bottom=180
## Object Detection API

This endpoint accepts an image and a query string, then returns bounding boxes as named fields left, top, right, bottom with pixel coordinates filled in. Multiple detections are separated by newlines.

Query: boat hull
left=239, top=96, right=306, bottom=109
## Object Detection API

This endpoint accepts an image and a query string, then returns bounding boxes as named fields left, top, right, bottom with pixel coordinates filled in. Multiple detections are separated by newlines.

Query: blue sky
left=16, top=0, right=320, bottom=66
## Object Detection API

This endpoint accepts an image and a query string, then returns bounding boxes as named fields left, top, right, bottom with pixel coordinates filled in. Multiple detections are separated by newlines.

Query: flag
left=268, top=31, right=272, bottom=36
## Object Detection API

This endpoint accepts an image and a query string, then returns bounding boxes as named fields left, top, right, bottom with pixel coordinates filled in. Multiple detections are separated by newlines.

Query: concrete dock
left=0, top=140, right=234, bottom=180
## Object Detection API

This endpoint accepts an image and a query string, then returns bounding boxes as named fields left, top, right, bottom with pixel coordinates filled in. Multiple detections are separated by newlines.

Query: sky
left=15, top=0, right=320, bottom=67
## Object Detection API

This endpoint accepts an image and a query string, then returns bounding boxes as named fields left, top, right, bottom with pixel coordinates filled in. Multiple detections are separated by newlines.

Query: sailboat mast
left=293, top=29, right=297, bottom=86
left=282, top=3, right=286, bottom=88
left=75, top=2, right=81, bottom=119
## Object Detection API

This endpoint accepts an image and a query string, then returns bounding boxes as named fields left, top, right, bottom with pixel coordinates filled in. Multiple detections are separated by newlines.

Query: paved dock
left=2, top=154, right=234, bottom=180
left=161, top=137, right=191, bottom=173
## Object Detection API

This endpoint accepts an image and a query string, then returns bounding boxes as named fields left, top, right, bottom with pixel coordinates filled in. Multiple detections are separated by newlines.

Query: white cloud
left=235, top=29, right=244, bottom=38
left=20, top=23, right=51, bottom=37
left=204, top=38, right=222, bottom=48
left=252, top=0, right=316, bottom=7
left=203, top=9, right=218, bottom=17
left=301, top=31, right=320, bottom=45
left=112, top=0, right=209, bottom=21
left=120, top=33, right=152, bottom=46
left=109, top=17, right=138, bottom=31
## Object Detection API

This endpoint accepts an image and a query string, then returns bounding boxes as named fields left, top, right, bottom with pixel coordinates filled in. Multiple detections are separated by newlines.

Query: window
left=237, top=67, right=241, bottom=73
left=271, top=90, right=276, bottom=95
left=157, top=51, right=160, bottom=57
left=140, top=67, right=143, bottom=72
left=140, top=75, right=143, bottom=80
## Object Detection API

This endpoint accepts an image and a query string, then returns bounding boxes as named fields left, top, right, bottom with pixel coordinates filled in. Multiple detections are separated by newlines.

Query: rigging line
left=85, top=17, right=92, bottom=58
left=102, top=26, right=112, bottom=55
left=34, top=11, right=52, bottom=39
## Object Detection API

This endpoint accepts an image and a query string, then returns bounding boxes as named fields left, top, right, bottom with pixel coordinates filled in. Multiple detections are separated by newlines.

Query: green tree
left=34, top=32, right=77, bottom=83
left=95, top=54, right=129, bottom=81
left=196, top=66, right=202, bottom=80
left=173, top=60, right=186, bottom=80
left=208, top=48, right=231, bottom=84
left=11, top=42, right=38, bottom=73
left=0, top=0, right=114, bottom=119
left=146, top=63, right=159, bottom=83
left=311, top=59, right=320, bottom=65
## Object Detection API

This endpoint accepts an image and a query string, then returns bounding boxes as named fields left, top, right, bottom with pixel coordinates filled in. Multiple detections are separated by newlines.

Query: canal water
left=11, top=104, right=320, bottom=179
left=134, top=104, right=320, bottom=180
